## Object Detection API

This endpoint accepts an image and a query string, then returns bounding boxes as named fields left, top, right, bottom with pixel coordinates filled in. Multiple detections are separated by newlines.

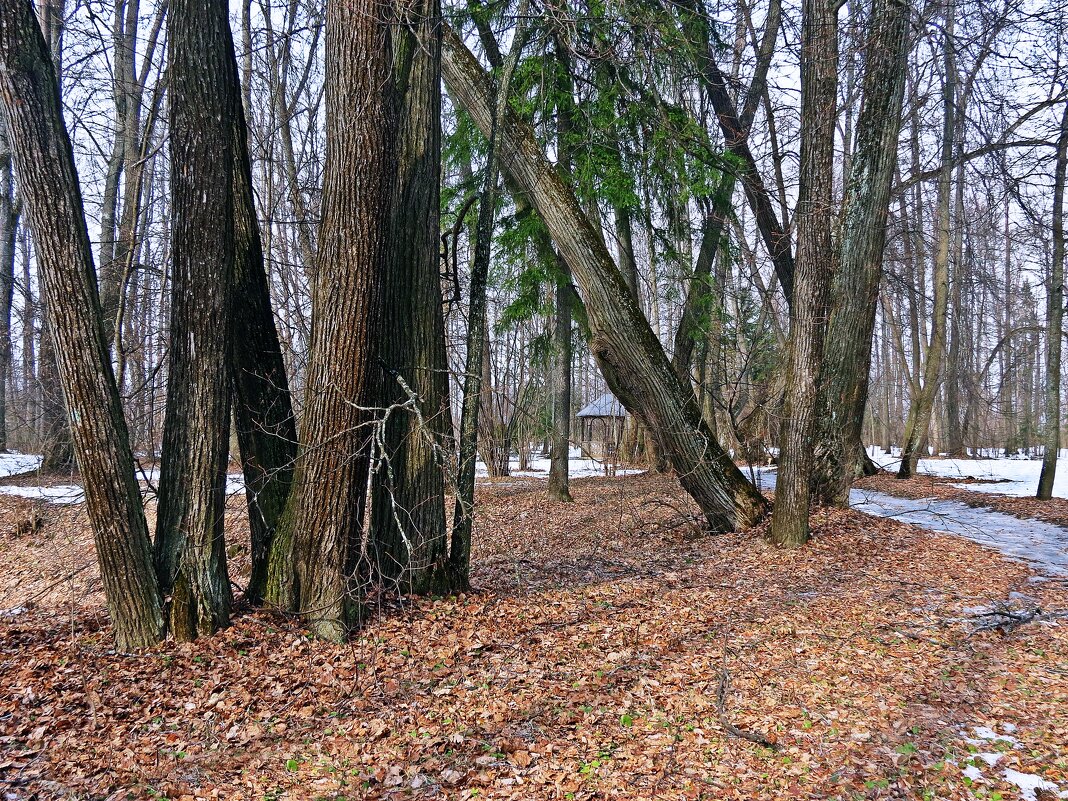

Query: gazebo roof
left=576, top=392, right=627, bottom=418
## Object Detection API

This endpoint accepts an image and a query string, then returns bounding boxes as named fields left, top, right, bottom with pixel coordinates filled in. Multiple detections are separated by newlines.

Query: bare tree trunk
left=369, top=0, right=455, bottom=594
left=769, top=0, right=838, bottom=547
left=154, top=0, right=240, bottom=640
left=1038, top=99, right=1068, bottom=499
left=810, top=0, right=910, bottom=505
left=548, top=250, right=574, bottom=502
left=452, top=7, right=529, bottom=585
left=228, top=17, right=297, bottom=606
left=0, top=119, right=16, bottom=451
left=443, top=25, right=769, bottom=530
left=548, top=39, right=574, bottom=503
left=898, top=5, right=954, bottom=479
left=0, top=0, right=163, bottom=650
left=675, top=0, right=794, bottom=304
left=267, top=0, right=397, bottom=638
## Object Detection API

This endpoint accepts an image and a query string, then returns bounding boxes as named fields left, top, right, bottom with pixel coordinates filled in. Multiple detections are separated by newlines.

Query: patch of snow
left=756, top=467, right=1068, bottom=576
left=962, top=764, right=983, bottom=781
left=848, top=490, right=1068, bottom=576
left=0, top=485, right=85, bottom=505
left=476, top=456, right=643, bottom=480
left=0, top=606, right=27, bottom=618
left=976, top=753, right=1003, bottom=767
left=867, top=447, right=1068, bottom=499
left=0, top=452, right=43, bottom=478
left=1002, top=768, right=1060, bottom=801
left=0, top=473, right=248, bottom=506
left=969, top=726, right=1020, bottom=746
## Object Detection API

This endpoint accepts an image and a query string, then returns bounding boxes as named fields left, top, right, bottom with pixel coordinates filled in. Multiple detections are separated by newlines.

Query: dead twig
left=716, top=669, right=778, bottom=750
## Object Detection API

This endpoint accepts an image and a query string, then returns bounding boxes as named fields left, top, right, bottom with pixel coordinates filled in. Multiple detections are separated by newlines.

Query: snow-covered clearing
left=0, top=449, right=636, bottom=505
left=867, top=446, right=1068, bottom=499
left=477, top=450, right=642, bottom=479
left=0, top=451, right=43, bottom=478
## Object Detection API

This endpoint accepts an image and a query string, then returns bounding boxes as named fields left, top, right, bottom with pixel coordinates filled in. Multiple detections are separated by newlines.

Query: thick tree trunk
left=810, top=0, right=910, bottom=506
left=267, top=0, right=397, bottom=638
left=0, top=122, right=15, bottom=451
left=369, top=0, right=455, bottom=595
left=898, top=7, right=954, bottom=479
left=228, top=16, right=297, bottom=606
left=154, top=0, right=240, bottom=640
left=769, top=0, right=838, bottom=547
left=442, top=25, right=769, bottom=530
left=0, top=0, right=163, bottom=650
left=1038, top=100, right=1068, bottom=500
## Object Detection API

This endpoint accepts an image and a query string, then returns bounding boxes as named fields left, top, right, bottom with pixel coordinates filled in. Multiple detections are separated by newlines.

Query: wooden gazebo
left=576, top=392, right=627, bottom=459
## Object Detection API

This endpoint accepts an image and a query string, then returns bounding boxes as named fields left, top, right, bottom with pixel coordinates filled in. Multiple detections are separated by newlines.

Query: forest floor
left=2, top=473, right=1068, bottom=800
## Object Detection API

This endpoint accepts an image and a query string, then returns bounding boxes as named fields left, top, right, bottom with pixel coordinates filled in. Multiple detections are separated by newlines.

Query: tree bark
left=228, top=11, right=298, bottom=606
left=1038, top=99, right=1068, bottom=500
left=442, top=25, right=769, bottom=531
left=0, top=119, right=15, bottom=451
left=369, top=0, right=455, bottom=594
left=154, top=0, right=241, bottom=640
left=548, top=38, right=575, bottom=503
left=548, top=250, right=574, bottom=502
left=768, top=0, right=838, bottom=547
left=267, top=0, right=397, bottom=638
left=810, top=0, right=910, bottom=506
left=0, top=0, right=163, bottom=650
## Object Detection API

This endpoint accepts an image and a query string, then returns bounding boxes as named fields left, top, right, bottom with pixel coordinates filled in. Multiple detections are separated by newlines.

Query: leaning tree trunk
left=768, top=0, right=838, bottom=547
left=267, top=0, right=397, bottom=639
left=369, top=0, right=455, bottom=595
left=442, top=25, right=769, bottom=531
left=228, top=16, right=297, bottom=606
left=898, top=5, right=954, bottom=479
left=1037, top=99, right=1068, bottom=500
left=810, top=0, right=910, bottom=506
left=0, top=0, right=163, bottom=650
left=154, top=0, right=239, bottom=640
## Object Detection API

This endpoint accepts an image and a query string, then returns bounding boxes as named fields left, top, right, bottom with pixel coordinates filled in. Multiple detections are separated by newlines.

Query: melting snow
left=477, top=450, right=643, bottom=480
left=962, top=764, right=983, bottom=781
left=0, top=452, right=43, bottom=478
left=867, top=447, right=1068, bottom=499
left=0, top=485, right=85, bottom=505
left=1002, top=768, right=1062, bottom=801
left=965, top=726, right=1020, bottom=746
left=754, top=467, right=1068, bottom=576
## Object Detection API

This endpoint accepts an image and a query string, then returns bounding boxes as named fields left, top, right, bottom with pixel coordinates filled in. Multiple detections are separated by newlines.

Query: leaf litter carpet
left=2, top=473, right=1067, bottom=800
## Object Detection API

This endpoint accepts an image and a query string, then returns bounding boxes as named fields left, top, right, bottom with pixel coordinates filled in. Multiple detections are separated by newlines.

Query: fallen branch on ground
left=716, top=669, right=779, bottom=750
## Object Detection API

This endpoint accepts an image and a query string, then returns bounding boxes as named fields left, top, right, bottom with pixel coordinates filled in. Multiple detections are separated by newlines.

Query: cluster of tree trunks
left=7, top=0, right=1062, bottom=652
